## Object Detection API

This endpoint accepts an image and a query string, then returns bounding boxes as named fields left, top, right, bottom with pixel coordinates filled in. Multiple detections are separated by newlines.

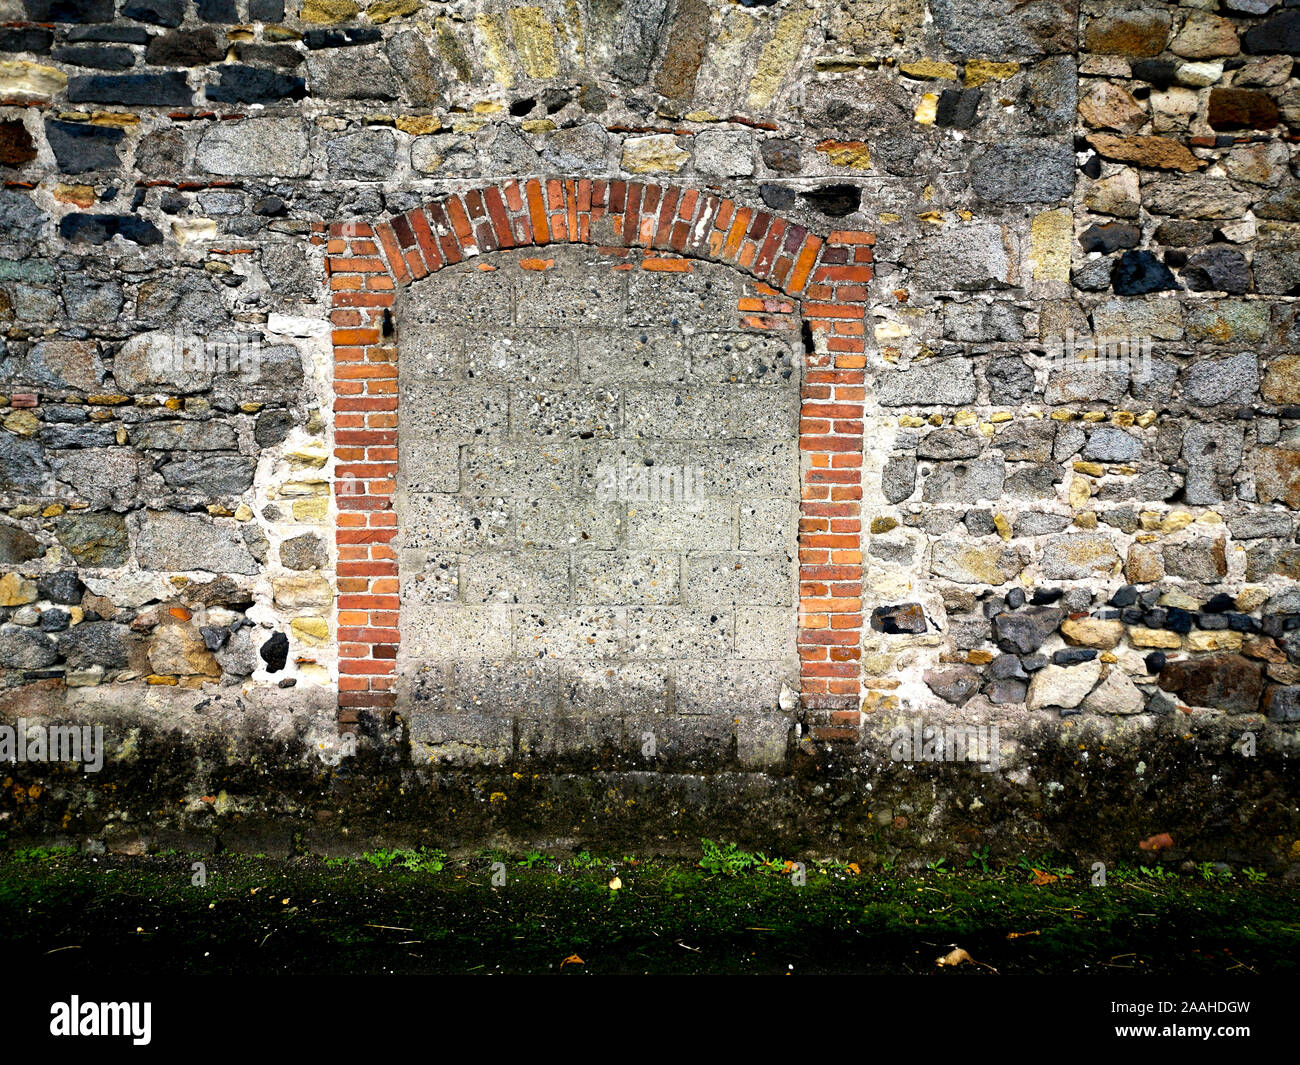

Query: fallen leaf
left=608, top=876, right=622, bottom=891
left=560, top=954, right=584, bottom=967
left=847, top=862, right=861, bottom=875
left=1007, top=930, right=1040, bottom=940
left=1140, top=832, right=1174, bottom=852
left=1030, top=868, right=1058, bottom=886
left=936, top=946, right=998, bottom=973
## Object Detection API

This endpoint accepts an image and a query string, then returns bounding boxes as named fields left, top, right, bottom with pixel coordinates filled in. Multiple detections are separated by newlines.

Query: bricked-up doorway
left=328, top=180, right=874, bottom=751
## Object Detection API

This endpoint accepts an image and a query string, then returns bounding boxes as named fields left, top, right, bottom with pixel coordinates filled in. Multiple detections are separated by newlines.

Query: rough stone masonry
left=0, top=0, right=1297, bottom=867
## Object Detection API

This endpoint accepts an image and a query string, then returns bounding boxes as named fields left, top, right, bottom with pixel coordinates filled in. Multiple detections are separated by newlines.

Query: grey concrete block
left=575, top=552, right=680, bottom=604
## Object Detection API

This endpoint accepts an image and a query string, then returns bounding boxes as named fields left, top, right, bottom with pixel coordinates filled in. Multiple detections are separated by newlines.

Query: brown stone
left=0, top=120, right=36, bottom=167
left=147, top=621, right=221, bottom=678
left=1078, top=82, right=1147, bottom=133
left=1124, top=543, right=1164, bottom=584
left=1084, top=11, right=1171, bottom=57
left=1263, top=355, right=1300, bottom=404
left=653, top=0, right=709, bottom=102
left=1254, top=446, right=1300, bottom=508
left=1157, top=653, right=1263, bottom=713
left=1207, top=88, right=1280, bottom=131
left=1086, top=133, right=1206, bottom=173
left=1170, top=13, right=1240, bottom=59
left=1242, top=634, right=1287, bottom=663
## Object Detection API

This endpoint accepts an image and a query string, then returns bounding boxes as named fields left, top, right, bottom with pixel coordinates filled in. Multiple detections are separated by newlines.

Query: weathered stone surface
left=878, top=359, right=977, bottom=406
left=922, top=456, right=1005, bottom=504
left=130, top=420, right=237, bottom=451
left=113, top=330, right=215, bottom=394
left=148, top=621, right=221, bottom=677
left=306, top=46, right=399, bottom=99
left=913, top=224, right=1016, bottom=289
left=58, top=620, right=129, bottom=669
left=1158, top=653, right=1263, bottom=713
left=1040, top=534, right=1120, bottom=580
left=280, top=533, right=327, bottom=570
left=132, top=511, right=259, bottom=574
left=2, top=338, right=104, bottom=392
left=881, top=454, right=916, bottom=503
left=54, top=512, right=128, bottom=567
left=1112, top=250, right=1180, bottom=296
left=1087, top=133, right=1204, bottom=173
left=0, top=524, right=42, bottom=564
left=272, top=575, right=332, bottom=608
left=1084, top=10, right=1170, bottom=56
left=930, top=542, right=1026, bottom=584
left=1182, top=246, right=1250, bottom=294
left=654, top=0, right=710, bottom=101
left=971, top=141, right=1074, bottom=203
left=1208, top=88, right=1280, bottom=131
left=1184, top=352, right=1258, bottom=406
left=1060, top=617, right=1123, bottom=649
left=0, top=625, right=58, bottom=669
left=1241, top=10, right=1300, bottom=55
left=621, top=134, right=689, bottom=173
left=1083, top=427, right=1140, bottom=462
left=932, top=0, right=1076, bottom=57
left=1125, top=543, right=1165, bottom=584
left=1163, top=538, right=1227, bottom=582
left=870, top=603, right=927, bottom=634
left=993, top=606, right=1064, bottom=654
left=1078, top=82, right=1146, bottom=133
left=1081, top=667, right=1144, bottom=715
left=1026, top=659, right=1103, bottom=711
left=160, top=455, right=256, bottom=495
left=196, top=118, right=311, bottom=178
left=924, top=665, right=980, bottom=704
left=1254, top=447, right=1300, bottom=508
left=326, top=129, right=397, bottom=179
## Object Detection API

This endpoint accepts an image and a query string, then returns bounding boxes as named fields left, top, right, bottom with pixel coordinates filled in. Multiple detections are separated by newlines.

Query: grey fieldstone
left=131, top=511, right=259, bottom=574
left=878, top=359, right=977, bottom=406
left=280, top=532, right=327, bottom=570
left=326, top=129, right=397, bottom=179
left=195, top=118, right=312, bottom=178
left=0, top=626, right=58, bottom=669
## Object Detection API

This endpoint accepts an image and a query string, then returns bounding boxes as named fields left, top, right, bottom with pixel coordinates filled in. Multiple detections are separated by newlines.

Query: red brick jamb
left=326, top=180, right=874, bottom=741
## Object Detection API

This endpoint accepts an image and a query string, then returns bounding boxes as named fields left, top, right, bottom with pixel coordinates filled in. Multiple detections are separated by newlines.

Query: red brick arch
left=325, top=179, right=874, bottom=741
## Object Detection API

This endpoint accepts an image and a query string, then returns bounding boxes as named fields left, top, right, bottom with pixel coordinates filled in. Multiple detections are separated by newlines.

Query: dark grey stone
left=160, top=455, right=256, bottom=495
left=0, top=626, right=58, bottom=669
left=44, top=120, right=124, bottom=174
left=972, top=141, right=1074, bottom=203
left=58, top=620, right=131, bottom=669
left=993, top=606, right=1064, bottom=654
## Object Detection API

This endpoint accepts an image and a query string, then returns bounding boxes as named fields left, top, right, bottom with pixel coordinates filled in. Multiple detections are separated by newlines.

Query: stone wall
left=0, top=0, right=1297, bottom=865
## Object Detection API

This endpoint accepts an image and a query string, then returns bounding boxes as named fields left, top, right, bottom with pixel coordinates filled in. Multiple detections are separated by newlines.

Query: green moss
left=0, top=850, right=1296, bottom=975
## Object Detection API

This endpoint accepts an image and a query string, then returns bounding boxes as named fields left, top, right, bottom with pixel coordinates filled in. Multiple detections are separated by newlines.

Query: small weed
left=1197, top=861, right=1232, bottom=883
left=1242, top=867, right=1268, bottom=884
left=517, top=850, right=547, bottom=869
left=926, top=858, right=948, bottom=872
left=699, top=839, right=758, bottom=877
left=361, top=847, right=446, bottom=874
left=11, top=846, right=76, bottom=863
left=966, top=846, right=993, bottom=876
